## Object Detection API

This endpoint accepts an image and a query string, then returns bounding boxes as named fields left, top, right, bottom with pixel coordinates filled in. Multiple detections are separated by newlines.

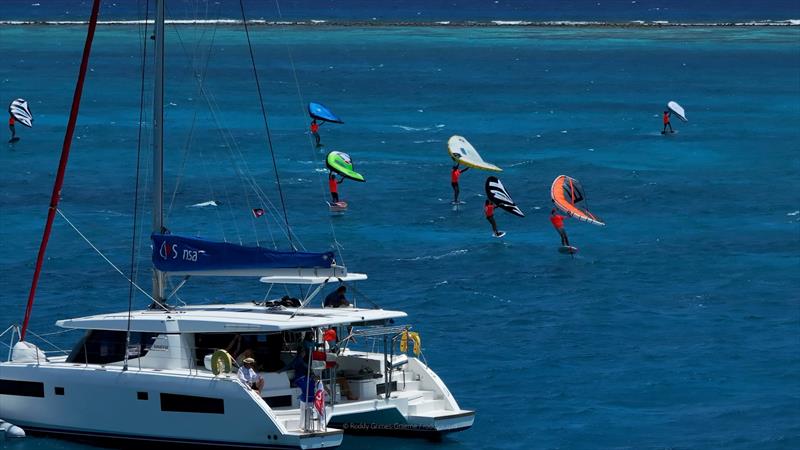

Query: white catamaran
left=0, top=1, right=474, bottom=448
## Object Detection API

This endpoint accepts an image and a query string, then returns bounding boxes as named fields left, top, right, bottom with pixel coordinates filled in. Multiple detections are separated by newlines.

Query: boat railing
left=0, top=325, right=73, bottom=363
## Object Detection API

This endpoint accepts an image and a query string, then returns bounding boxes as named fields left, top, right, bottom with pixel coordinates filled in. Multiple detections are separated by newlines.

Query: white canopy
left=259, top=273, right=368, bottom=285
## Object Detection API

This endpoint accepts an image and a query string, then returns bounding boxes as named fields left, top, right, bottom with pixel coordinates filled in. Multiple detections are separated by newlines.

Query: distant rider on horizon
left=8, top=115, right=16, bottom=142
left=662, top=110, right=674, bottom=134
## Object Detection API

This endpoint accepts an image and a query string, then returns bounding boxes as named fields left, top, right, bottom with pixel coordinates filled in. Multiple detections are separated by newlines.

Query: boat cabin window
left=67, top=330, right=158, bottom=365
left=194, top=332, right=286, bottom=372
left=195, top=330, right=324, bottom=372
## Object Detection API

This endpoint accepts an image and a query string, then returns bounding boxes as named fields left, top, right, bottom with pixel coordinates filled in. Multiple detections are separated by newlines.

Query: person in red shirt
left=310, top=119, right=321, bottom=147
left=550, top=208, right=570, bottom=246
left=661, top=110, right=673, bottom=134
left=484, top=200, right=501, bottom=237
left=329, top=172, right=343, bottom=203
left=450, top=164, right=469, bottom=203
left=8, top=115, right=16, bottom=141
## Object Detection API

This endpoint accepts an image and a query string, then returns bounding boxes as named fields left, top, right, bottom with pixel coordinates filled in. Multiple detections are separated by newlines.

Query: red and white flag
left=314, top=380, right=326, bottom=422
left=252, top=208, right=265, bottom=218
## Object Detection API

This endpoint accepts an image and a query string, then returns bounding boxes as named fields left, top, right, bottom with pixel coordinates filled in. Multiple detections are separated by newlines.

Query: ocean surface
left=1, top=6, right=799, bottom=450
left=2, top=0, right=800, bottom=23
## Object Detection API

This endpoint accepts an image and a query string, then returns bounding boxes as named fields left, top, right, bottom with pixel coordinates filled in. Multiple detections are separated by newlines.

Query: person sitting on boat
left=451, top=164, right=469, bottom=203
left=484, top=199, right=501, bottom=237
left=8, top=115, right=16, bottom=141
left=323, top=285, right=350, bottom=308
left=237, top=357, right=264, bottom=394
left=662, top=110, right=673, bottom=134
left=550, top=208, right=570, bottom=247
left=329, top=172, right=344, bottom=203
left=310, top=119, right=321, bottom=147
left=236, top=348, right=256, bottom=367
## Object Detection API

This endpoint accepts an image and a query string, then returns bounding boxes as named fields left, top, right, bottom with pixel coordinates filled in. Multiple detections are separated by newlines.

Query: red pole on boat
left=20, top=0, right=102, bottom=341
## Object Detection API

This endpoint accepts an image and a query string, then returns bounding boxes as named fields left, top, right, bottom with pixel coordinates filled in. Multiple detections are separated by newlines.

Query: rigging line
left=168, top=24, right=293, bottom=251
left=200, top=87, right=296, bottom=249
left=167, top=19, right=290, bottom=250
left=196, top=146, right=228, bottom=241
left=169, top=23, right=244, bottom=245
left=271, top=0, right=345, bottom=265
left=238, top=0, right=294, bottom=250
left=165, top=6, right=220, bottom=218
left=126, top=0, right=151, bottom=371
left=23, top=329, right=71, bottom=356
left=56, top=209, right=167, bottom=310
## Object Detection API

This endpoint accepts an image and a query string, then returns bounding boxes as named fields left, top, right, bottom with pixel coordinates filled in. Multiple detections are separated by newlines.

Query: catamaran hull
left=20, top=426, right=339, bottom=450
left=0, top=363, right=342, bottom=449
left=330, top=410, right=474, bottom=438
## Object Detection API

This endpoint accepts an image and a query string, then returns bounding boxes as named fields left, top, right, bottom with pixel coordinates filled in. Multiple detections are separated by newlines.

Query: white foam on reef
left=492, top=20, right=532, bottom=25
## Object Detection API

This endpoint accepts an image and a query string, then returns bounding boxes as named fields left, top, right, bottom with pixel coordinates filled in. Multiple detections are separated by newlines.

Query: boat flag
left=252, top=208, right=265, bottom=218
left=314, top=380, right=326, bottom=424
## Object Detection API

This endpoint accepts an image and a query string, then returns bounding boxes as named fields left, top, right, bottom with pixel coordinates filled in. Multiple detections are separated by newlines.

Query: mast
left=151, top=0, right=166, bottom=304
left=20, top=0, right=103, bottom=341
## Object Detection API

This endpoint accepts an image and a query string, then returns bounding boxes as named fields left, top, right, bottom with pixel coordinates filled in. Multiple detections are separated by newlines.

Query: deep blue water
left=1, top=18, right=800, bottom=450
left=2, top=0, right=800, bottom=23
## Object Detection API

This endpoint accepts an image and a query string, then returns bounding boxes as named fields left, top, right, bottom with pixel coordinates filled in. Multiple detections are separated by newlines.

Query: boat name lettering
left=340, top=422, right=436, bottom=432
left=182, top=249, right=198, bottom=262
left=149, top=339, right=169, bottom=351
left=158, top=242, right=178, bottom=260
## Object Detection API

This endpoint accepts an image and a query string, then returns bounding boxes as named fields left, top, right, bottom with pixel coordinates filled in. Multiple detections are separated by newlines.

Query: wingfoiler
left=485, top=176, right=524, bottom=217
left=448, top=135, right=502, bottom=172
left=326, top=151, right=365, bottom=182
left=8, top=98, right=33, bottom=127
left=309, top=102, right=343, bottom=124
left=667, top=101, right=687, bottom=122
left=550, top=175, right=604, bottom=226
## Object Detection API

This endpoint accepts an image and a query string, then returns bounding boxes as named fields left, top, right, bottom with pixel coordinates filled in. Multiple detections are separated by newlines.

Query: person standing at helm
left=550, top=208, right=570, bottom=247
left=451, top=164, right=469, bottom=203
left=662, top=110, right=673, bottom=134
left=484, top=199, right=501, bottom=237
left=310, top=119, right=322, bottom=147
left=328, top=172, right=344, bottom=203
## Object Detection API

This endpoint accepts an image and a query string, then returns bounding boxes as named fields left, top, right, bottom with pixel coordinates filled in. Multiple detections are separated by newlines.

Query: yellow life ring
left=211, top=349, right=232, bottom=376
left=409, top=332, right=421, bottom=356
left=400, top=330, right=409, bottom=353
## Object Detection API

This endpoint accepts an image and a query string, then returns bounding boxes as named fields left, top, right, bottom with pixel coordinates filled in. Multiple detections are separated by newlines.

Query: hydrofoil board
left=328, top=201, right=347, bottom=212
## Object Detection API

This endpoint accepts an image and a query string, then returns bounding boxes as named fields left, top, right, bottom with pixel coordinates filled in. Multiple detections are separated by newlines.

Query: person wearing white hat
left=237, top=357, right=264, bottom=394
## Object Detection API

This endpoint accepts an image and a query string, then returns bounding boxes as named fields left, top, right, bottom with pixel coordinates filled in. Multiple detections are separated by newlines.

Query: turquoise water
left=1, top=24, right=799, bottom=449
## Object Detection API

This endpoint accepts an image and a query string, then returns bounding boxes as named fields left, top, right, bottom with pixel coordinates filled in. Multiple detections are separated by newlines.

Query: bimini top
left=56, top=304, right=407, bottom=334
left=550, top=175, right=605, bottom=226
left=152, top=234, right=335, bottom=276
